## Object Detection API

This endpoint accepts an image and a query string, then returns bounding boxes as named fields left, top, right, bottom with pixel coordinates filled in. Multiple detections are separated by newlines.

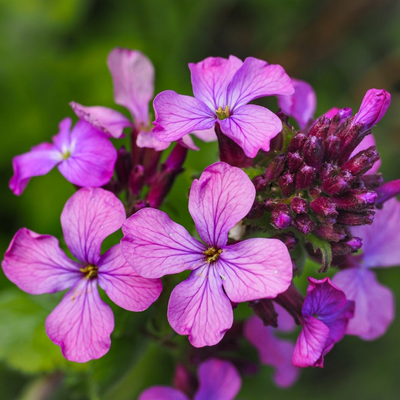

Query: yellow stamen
left=215, top=105, right=230, bottom=120
left=80, top=265, right=98, bottom=279
left=204, top=247, right=222, bottom=263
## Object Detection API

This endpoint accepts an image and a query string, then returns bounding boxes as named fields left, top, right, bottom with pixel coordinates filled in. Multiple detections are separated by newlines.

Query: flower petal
left=70, top=102, right=132, bottom=138
left=136, top=129, right=171, bottom=151
left=45, top=278, right=114, bottom=362
left=332, top=268, right=394, bottom=340
left=138, top=387, right=189, bottom=400
left=168, top=265, right=233, bottom=347
left=189, top=162, right=255, bottom=247
left=52, top=117, right=73, bottom=151
left=292, top=316, right=330, bottom=368
left=179, top=134, right=200, bottom=151
left=58, top=120, right=117, bottom=188
left=277, top=78, right=316, bottom=129
left=61, top=187, right=126, bottom=265
left=9, top=144, right=62, bottom=195
left=2, top=228, right=80, bottom=294
left=244, top=316, right=300, bottom=388
left=153, top=91, right=215, bottom=142
left=107, top=48, right=154, bottom=125
left=191, top=127, right=218, bottom=142
left=195, top=358, right=241, bottom=400
left=219, top=238, right=292, bottom=302
left=220, top=105, right=282, bottom=157
left=352, top=197, right=400, bottom=268
left=97, top=244, right=162, bottom=312
left=227, top=58, right=293, bottom=110
left=350, top=134, right=381, bottom=174
left=121, top=208, right=206, bottom=279
left=189, top=56, right=243, bottom=110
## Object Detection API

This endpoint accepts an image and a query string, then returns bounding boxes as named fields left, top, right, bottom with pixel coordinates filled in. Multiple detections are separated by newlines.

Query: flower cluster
left=2, top=47, right=398, bottom=396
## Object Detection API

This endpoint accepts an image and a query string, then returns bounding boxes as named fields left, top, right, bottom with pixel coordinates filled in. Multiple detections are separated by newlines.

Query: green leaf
left=243, top=166, right=265, bottom=180
left=306, top=233, right=332, bottom=273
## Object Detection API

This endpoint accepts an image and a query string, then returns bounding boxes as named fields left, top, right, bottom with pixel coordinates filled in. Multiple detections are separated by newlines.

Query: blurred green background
left=1, top=0, right=400, bottom=399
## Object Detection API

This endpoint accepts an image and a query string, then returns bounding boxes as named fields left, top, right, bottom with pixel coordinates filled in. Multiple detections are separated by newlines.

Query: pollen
left=215, top=105, right=230, bottom=120
left=62, top=149, right=71, bottom=160
left=80, top=265, right=98, bottom=279
left=204, top=246, right=222, bottom=263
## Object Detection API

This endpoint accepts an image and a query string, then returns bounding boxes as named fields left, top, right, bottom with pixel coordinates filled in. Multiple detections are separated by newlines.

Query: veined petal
left=219, top=238, right=292, bottom=302
left=98, top=244, right=162, bottom=312
left=9, top=144, right=62, bottom=195
left=351, top=197, right=400, bottom=268
left=58, top=120, right=117, bottom=188
left=292, top=316, right=330, bottom=368
left=2, top=228, right=80, bottom=294
left=227, top=58, right=293, bottom=110
left=191, top=127, right=218, bottom=142
left=153, top=91, right=215, bottom=142
left=220, top=105, right=282, bottom=157
left=189, top=162, right=255, bottom=248
left=189, top=56, right=243, bottom=110
left=138, top=387, right=189, bottom=400
left=350, top=134, right=381, bottom=174
left=244, top=316, right=300, bottom=388
left=333, top=268, right=394, bottom=340
left=137, top=129, right=171, bottom=151
left=61, top=187, right=126, bottom=265
left=195, top=358, right=241, bottom=400
left=121, top=208, right=206, bottom=279
left=107, top=48, right=154, bottom=125
left=179, top=134, right=200, bottom=151
left=277, top=78, right=316, bottom=129
left=45, top=278, right=114, bottom=362
left=168, top=265, right=233, bottom=347
left=70, top=102, right=132, bottom=138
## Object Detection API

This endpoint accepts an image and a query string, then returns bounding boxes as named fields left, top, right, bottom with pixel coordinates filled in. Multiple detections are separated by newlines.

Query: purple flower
left=9, top=118, right=117, bottom=195
left=244, top=304, right=300, bottom=387
left=277, top=78, right=316, bottom=129
left=71, top=48, right=215, bottom=151
left=153, top=56, right=294, bottom=158
left=121, top=162, right=292, bottom=347
left=138, top=358, right=241, bottom=400
left=1, top=187, right=162, bottom=362
left=292, top=277, right=354, bottom=368
left=333, top=197, right=400, bottom=340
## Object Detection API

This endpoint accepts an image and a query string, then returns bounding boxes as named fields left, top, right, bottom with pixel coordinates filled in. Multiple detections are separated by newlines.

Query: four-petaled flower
left=2, top=187, right=162, bottom=362
left=121, top=162, right=292, bottom=347
left=138, top=358, right=241, bottom=400
left=153, top=56, right=294, bottom=157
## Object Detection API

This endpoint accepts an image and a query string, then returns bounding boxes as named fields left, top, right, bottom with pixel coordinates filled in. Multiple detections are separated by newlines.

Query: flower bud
left=271, top=204, right=292, bottom=229
left=129, top=165, right=145, bottom=196
left=288, top=133, right=307, bottom=153
left=246, top=201, right=264, bottom=219
left=274, top=232, right=298, bottom=250
left=292, top=214, right=315, bottom=235
left=288, top=151, right=303, bottom=172
left=331, top=189, right=377, bottom=211
left=353, top=89, right=391, bottom=131
left=115, top=146, right=133, bottom=186
left=308, top=116, right=330, bottom=140
left=324, top=135, right=341, bottom=162
left=274, top=284, right=304, bottom=325
left=336, top=210, right=375, bottom=225
left=265, top=154, right=286, bottom=181
left=331, top=237, right=362, bottom=256
left=375, top=178, right=400, bottom=207
left=252, top=175, right=268, bottom=192
left=319, top=162, right=336, bottom=181
left=249, top=299, right=278, bottom=328
left=310, top=197, right=337, bottom=217
left=296, top=164, right=316, bottom=190
left=278, top=172, right=295, bottom=197
left=361, top=173, right=383, bottom=190
left=291, top=196, right=308, bottom=214
left=314, top=225, right=346, bottom=242
left=263, top=198, right=277, bottom=212
left=303, top=136, right=324, bottom=170
left=321, top=170, right=353, bottom=195
left=341, top=146, right=380, bottom=177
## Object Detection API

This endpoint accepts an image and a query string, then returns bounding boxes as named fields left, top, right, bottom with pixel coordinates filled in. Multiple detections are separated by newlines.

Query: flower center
left=80, top=265, right=98, bottom=279
left=215, top=105, right=230, bottom=120
left=203, top=247, right=222, bottom=263
left=62, top=149, right=71, bottom=160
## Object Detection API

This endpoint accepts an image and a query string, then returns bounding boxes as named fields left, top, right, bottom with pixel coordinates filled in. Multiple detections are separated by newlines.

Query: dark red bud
left=296, top=164, right=316, bottom=190
left=274, top=284, right=304, bottom=325
left=292, top=214, right=316, bottom=235
left=263, top=198, right=277, bottom=212
left=265, top=154, right=286, bottom=181
left=271, top=204, right=292, bottom=229
left=274, top=232, right=298, bottom=250
left=308, top=116, right=330, bottom=140
left=278, top=172, right=295, bottom=197
left=246, top=201, right=264, bottom=219
left=288, top=151, right=304, bottom=172
left=288, top=133, right=307, bottom=153
left=341, top=146, right=380, bottom=177
left=291, top=196, right=308, bottom=214
left=252, top=175, right=268, bottom=192
left=336, top=210, right=375, bottom=225
left=303, top=136, right=324, bottom=170
left=324, top=135, right=341, bottom=162
left=310, top=197, right=337, bottom=217
left=331, top=189, right=377, bottom=211
left=248, top=299, right=278, bottom=328
left=331, top=237, right=363, bottom=256
left=129, top=165, right=145, bottom=196
left=319, top=162, right=337, bottom=181
left=314, top=224, right=346, bottom=242
left=321, top=170, right=354, bottom=195
left=361, top=173, right=383, bottom=190
left=115, top=146, right=133, bottom=186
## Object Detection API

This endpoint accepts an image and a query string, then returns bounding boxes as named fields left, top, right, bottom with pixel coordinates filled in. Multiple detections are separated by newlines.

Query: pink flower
left=244, top=304, right=300, bottom=387
left=1, top=187, right=162, bottom=362
left=333, top=197, right=400, bottom=340
left=9, top=118, right=117, bottom=195
left=153, top=56, right=294, bottom=158
left=277, top=78, right=316, bottom=129
left=292, top=277, right=354, bottom=368
left=138, top=358, right=241, bottom=400
left=121, top=162, right=292, bottom=347
left=71, top=48, right=215, bottom=151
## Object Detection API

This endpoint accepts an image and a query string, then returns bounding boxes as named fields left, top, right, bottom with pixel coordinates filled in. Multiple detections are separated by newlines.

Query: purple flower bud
left=341, top=146, right=380, bottom=177
left=292, top=214, right=316, bottom=235
left=353, top=89, right=391, bottom=131
left=291, top=196, right=308, bottom=214
left=310, top=197, right=337, bottom=217
left=249, top=299, right=278, bottom=328
left=288, top=133, right=307, bottom=153
left=331, top=189, right=377, bottom=211
left=314, top=225, right=346, bottom=242
left=375, top=178, right=400, bottom=207
left=309, top=186, right=322, bottom=198
left=263, top=198, right=277, bottom=212
left=319, top=162, right=337, bottom=181
left=115, top=146, right=133, bottom=186
left=331, top=237, right=362, bottom=256
left=288, top=151, right=303, bottom=172
left=246, top=201, right=264, bottom=219
left=129, top=165, right=145, bottom=196
left=278, top=172, right=295, bottom=198
left=321, top=170, right=353, bottom=195
left=324, top=135, right=341, bottom=162
left=265, top=154, right=286, bottom=181
left=336, top=210, right=375, bottom=225
left=307, top=116, right=330, bottom=140
left=361, top=173, right=383, bottom=190
left=296, top=164, right=316, bottom=190
left=271, top=204, right=292, bottom=229
left=274, top=232, right=298, bottom=250
left=252, top=175, right=268, bottom=192
left=274, top=283, right=304, bottom=325
left=303, top=136, right=324, bottom=170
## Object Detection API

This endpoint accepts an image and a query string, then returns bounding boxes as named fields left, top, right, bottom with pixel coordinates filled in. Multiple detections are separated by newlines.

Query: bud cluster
left=252, top=113, right=382, bottom=256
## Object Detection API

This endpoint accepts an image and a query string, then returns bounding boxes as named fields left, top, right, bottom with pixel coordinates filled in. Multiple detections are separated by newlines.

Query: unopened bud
left=288, top=133, right=307, bottom=153
left=265, top=154, right=286, bottom=181
left=336, top=210, right=375, bottom=225
left=278, top=172, right=295, bottom=197
left=271, top=204, right=292, bottom=229
left=246, top=201, right=264, bottom=219
left=331, top=189, right=377, bottom=210
left=321, top=170, right=353, bottom=195
left=310, top=197, right=337, bottom=217
left=129, top=165, right=145, bottom=196
left=263, top=198, right=277, bottom=212
left=115, top=146, right=133, bottom=186
left=249, top=299, right=278, bottom=328
left=291, top=196, right=308, bottom=214
left=288, top=151, right=303, bottom=172
left=324, top=135, right=341, bottom=162
left=296, top=164, right=316, bottom=190
left=292, top=214, right=315, bottom=235
left=361, top=173, right=383, bottom=190
left=319, top=162, right=337, bottom=181
left=303, top=136, right=324, bottom=170
left=314, top=224, right=346, bottom=242
left=341, top=146, right=380, bottom=177
left=252, top=175, right=268, bottom=192
left=331, top=237, right=362, bottom=256
left=308, top=116, right=330, bottom=140
left=274, top=232, right=298, bottom=250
